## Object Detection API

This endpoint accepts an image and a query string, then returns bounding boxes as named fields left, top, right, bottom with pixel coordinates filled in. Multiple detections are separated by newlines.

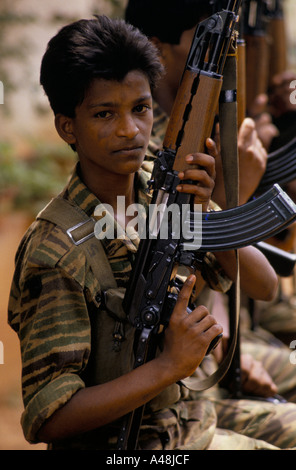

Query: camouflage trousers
left=138, top=395, right=296, bottom=450
left=138, top=398, right=280, bottom=450
left=184, top=338, right=296, bottom=451
left=257, top=294, right=296, bottom=340
left=212, top=397, right=296, bottom=449
left=241, top=327, right=296, bottom=402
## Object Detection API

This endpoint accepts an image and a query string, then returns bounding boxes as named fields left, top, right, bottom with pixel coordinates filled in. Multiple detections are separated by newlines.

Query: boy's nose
left=117, top=115, right=139, bottom=138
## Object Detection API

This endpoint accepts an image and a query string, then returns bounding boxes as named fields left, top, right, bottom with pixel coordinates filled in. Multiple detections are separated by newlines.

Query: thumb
left=239, top=117, right=256, bottom=144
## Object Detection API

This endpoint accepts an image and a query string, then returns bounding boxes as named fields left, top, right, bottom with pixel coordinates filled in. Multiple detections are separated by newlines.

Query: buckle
left=66, top=219, right=95, bottom=246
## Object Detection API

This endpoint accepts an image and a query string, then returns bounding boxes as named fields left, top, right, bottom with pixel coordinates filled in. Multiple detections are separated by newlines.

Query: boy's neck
left=79, top=163, right=136, bottom=227
left=82, top=167, right=135, bottom=205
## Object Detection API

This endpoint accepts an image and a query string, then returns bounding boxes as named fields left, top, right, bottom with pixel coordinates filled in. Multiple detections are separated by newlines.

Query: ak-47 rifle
left=244, top=0, right=296, bottom=195
left=255, top=136, right=296, bottom=193
left=266, top=0, right=288, bottom=84
left=234, top=1, right=296, bottom=267
left=243, top=0, right=270, bottom=110
left=238, top=1, right=296, bottom=196
left=116, top=0, right=296, bottom=450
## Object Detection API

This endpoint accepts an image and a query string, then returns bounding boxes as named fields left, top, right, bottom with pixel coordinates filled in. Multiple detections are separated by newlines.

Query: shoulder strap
left=37, top=196, right=117, bottom=291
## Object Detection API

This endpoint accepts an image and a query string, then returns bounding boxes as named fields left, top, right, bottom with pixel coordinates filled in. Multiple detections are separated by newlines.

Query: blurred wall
left=0, top=0, right=295, bottom=148
left=0, top=0, right=127, bottom=145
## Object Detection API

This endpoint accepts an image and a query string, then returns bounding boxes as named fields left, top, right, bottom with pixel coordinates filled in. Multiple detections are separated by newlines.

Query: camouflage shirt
left=8, top=158, right=230, bottom=449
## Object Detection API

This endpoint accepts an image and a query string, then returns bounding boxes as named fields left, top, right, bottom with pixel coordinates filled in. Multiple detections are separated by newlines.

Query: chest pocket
left=86, top=287, right=136, bottom=386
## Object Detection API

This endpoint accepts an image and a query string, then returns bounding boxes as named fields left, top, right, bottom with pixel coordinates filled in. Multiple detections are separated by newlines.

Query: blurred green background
left=0, top=0, right=128, bottom=216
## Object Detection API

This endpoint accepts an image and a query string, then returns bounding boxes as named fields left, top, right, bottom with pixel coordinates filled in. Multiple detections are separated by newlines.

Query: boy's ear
left=55, top=114, right=76, bottom=145
left=150, top=36, right=166, bottom=64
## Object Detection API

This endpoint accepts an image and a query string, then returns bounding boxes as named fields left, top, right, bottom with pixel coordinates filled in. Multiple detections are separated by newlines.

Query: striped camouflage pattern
left=213, top=397, right=296, bottom=449
left=8, top=163, right=152, bottom=445
left=9, top=150, right=296, bottom=449
left=5, top=160, right=268, bottom=450
left=188, top=354, right=296, bottom=449
left=241, top=327, right=296, bottom=403
left=257, top=290, right=296, bottom=336
left=7, top=161, right=230, bottom=449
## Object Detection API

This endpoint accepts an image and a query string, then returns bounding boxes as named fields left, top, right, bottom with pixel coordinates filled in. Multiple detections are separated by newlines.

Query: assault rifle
left=255, top=137, right=296, bottom=193
left=266, top=0, right=287, bottom=84
left=241, top=0, right=296, bottom=195
left=116, top=0, right=296, bottom=450
left=243, top=0, right=270, bottom=109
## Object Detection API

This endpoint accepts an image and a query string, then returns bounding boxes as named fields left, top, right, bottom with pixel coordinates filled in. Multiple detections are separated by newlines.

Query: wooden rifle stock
left=165, top=71, right=223, bottom=172
left=267, top=0, right=287, bottom=82
left=243, top=0, right=270, bottom=109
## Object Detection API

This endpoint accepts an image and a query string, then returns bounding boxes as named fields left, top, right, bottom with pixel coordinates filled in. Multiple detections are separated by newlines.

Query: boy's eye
left=95, top=110, right=112, bottom=118
left=134, top=104, right=150, bottom=113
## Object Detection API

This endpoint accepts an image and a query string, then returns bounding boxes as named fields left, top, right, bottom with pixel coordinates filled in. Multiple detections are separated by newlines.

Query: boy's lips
left=112, top=145, right=144, bottom=156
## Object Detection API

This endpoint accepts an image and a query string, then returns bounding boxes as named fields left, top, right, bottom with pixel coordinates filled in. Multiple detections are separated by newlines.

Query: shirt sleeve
left=201, top=251, right=233, bottom=293
left=201, top=200, right=232, bottom=293
left=10, top=265, right=91, bottom=443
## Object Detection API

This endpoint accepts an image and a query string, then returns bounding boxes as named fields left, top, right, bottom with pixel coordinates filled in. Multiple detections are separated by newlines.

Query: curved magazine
left=255, top=137, right=296, bottom=193
left=184, top=184, right=296, bottom=251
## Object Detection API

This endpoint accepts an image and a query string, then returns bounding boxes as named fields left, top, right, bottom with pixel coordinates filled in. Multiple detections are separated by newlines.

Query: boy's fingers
left=173, top=275, right=196, bottom=315
left=205, top=138, right=218, bottom=157
left=239, top=117, right=256, bottom=143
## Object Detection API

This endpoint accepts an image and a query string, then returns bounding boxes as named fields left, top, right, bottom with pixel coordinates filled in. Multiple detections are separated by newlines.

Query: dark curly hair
left=40, top=15, right=164, bottom=117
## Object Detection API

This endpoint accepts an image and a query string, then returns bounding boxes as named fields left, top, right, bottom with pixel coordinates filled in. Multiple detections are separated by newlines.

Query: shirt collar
left=63, top=162, right=153, bottom=253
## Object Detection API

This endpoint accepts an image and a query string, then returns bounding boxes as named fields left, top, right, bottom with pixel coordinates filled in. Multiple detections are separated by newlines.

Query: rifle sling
left=218, top=48, right=241, bottom=395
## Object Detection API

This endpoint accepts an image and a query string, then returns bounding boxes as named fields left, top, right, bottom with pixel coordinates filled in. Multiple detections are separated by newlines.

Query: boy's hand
left=237, top=118, right=267, bottom=204
left=241, top=353, right=278, bottom=398
left=248, top=93, right=279, bottom=150
left=176, top=138, right=216, bottom=211
left=160, top=275, right=223, bottom=382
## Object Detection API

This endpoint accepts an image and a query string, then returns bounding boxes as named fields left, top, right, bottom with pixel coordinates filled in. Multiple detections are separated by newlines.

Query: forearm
left=215, top=246, right=278, bottom=300
left=37, top=355, right=175, bottom=443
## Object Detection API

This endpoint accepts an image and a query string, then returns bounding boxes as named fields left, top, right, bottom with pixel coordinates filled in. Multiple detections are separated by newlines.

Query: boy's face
left=58, top=70, right=153, bottom=178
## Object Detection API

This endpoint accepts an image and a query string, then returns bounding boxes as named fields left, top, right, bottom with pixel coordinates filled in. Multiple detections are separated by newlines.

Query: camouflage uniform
left=8, top=156, right=296, bottom=449
left=255, top=288, right=296, bottom=345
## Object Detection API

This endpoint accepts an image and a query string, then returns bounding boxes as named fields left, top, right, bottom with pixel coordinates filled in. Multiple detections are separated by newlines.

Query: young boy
left=8, top=15, right=224, bottom=450
left=8, top=15, right=291, bottom=451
